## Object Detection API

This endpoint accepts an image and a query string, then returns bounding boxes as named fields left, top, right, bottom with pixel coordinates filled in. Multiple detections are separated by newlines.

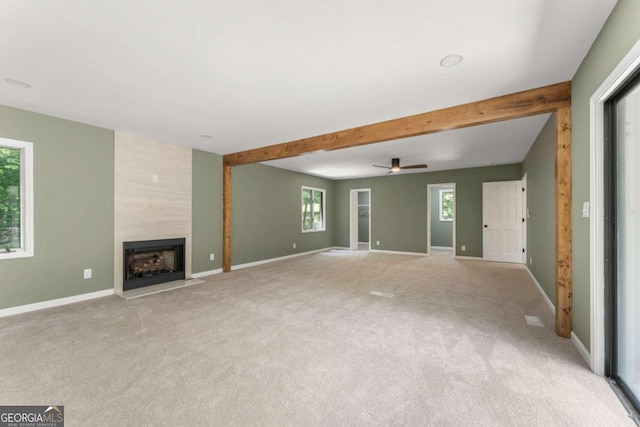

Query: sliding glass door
left=606, top=70, right=640, bottom=415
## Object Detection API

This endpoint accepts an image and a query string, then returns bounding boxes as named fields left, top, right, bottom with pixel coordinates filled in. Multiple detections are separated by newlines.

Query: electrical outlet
left=530, top=257, right=533, bottom=265
left=209, top=253, right=215, bottom=261
left=292, top=243, right=296, bottom=249
left=376, top=241, right=380, bottom=246
left=83, top=269, right=92, bottom=279
left=461, top=245, right=466, bottom=251
left=152, top=174, right=159, bottom=183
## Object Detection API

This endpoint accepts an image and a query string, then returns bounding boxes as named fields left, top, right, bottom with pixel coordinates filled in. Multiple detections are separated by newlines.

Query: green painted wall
left=333, top=164, right=522, bottom=256
left=0, top=104, right=114, bottom=309
left=192, top=150, right=223, bottom=273
left=571, top=0, right=640, bottom=347
left=430, top=186, right=453, bottom=247
left=523, top=115, right=556, bottom=305
left=231, top=164, right=334, bottom=266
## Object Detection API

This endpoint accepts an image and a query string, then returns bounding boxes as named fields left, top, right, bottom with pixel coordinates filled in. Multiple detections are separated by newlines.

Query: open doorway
left=427, top=183, right=455, bottom=257
left=349, top=189, right=371, bottom=251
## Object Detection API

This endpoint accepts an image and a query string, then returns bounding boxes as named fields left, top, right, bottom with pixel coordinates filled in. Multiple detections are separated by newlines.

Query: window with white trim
left=302, top=186, right=325, bottom=232
left=439, top=189, right=454, bottom=221
left=0, top=138, right=34, bottom=259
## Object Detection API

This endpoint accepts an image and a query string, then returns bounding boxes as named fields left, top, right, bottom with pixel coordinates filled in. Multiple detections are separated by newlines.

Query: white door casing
left=349, top=190, right=359, bottom=250
left=483, top=180, right=523, bottom=263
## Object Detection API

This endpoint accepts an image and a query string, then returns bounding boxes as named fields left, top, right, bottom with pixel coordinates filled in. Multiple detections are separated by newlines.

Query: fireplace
left=123, top=238, right=185, bottom=291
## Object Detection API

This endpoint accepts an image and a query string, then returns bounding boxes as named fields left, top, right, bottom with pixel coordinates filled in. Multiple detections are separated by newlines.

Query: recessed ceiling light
left=4, top=77, right=32, bottom=88
left=440, top=54, right=463, bottom=68
left=199, top=134, right=213, bottom=139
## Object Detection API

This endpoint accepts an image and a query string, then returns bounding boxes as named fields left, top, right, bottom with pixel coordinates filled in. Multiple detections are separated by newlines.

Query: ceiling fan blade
left=400, top=164, right=428, bottom=169
left=372, top=165, right=391, bottom=169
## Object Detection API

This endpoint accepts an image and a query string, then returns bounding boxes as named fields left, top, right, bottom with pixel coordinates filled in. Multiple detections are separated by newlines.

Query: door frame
left=522, top=173, right=527, bottom=264
left=590, top=38, right=640, bottom=375
left=427, top=183, right=456, bottom=255
left=349, top=188, right=371, bottom=251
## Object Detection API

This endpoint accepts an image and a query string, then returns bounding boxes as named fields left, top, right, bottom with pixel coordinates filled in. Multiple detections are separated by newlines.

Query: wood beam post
left=222, top=164, right=232, bottom=272
left=555, top=105, right=572, bottom=337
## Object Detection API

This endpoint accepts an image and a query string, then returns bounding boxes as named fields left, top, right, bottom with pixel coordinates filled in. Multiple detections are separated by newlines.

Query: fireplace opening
left=123, top=238, right=185, bottom=291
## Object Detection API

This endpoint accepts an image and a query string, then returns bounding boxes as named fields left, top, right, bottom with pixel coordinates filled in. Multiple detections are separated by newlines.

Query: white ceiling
left=0, top=1, right=617, bottom=179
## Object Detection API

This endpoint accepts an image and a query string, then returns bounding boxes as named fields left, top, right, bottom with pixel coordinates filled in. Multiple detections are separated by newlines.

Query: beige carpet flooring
left=0, top=250, right=634, bottom=426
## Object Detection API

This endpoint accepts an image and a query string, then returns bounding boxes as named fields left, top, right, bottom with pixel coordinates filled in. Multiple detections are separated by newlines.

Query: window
left=302, top=186, right=325, bottom=232
left=0, top=138, right=33, bottom=259
left=439, top=189, right=453, bottom=221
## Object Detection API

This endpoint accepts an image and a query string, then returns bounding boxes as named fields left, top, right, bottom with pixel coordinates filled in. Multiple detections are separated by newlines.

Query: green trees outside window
left=440, top=189, right=454, bottom=221
left=302, top=187, right=325, bottom=231
left=0, top=146, right=21, bottom=248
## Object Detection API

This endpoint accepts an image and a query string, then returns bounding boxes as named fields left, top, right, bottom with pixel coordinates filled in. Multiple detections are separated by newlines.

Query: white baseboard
left=370, top=249, right=427, bottom=257
left=191, top=268, right=223, bottom=279
left=0, top=289, right=114, bottom=318
left=430, top=246, right=453, bottom=250
left=571, top=331, right=591, bottom=367
left=454, top=256, right=483, bottom=260
left=525, top=267, right=555, bottom=314
left=231, top=247, right=335, bottom=271
left=525, top=268, right=589, bottom=364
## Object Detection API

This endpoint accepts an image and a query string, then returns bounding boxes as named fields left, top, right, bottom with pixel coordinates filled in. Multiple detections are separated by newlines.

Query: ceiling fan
left=373, top=158, right=428, bottom=174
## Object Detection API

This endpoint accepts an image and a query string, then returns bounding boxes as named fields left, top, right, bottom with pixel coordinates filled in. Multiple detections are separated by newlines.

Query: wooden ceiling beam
left=223, top=81, right=571, bottom=166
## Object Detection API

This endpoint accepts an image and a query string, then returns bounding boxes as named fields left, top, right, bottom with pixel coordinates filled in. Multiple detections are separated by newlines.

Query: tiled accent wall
left=114, top=131, right=192, bottom=294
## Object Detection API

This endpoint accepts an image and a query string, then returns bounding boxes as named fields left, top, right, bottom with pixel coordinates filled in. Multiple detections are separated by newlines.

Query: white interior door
left=349, top=190, right=358, bottom=250
left=483, top=180, right=523, bottom=263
